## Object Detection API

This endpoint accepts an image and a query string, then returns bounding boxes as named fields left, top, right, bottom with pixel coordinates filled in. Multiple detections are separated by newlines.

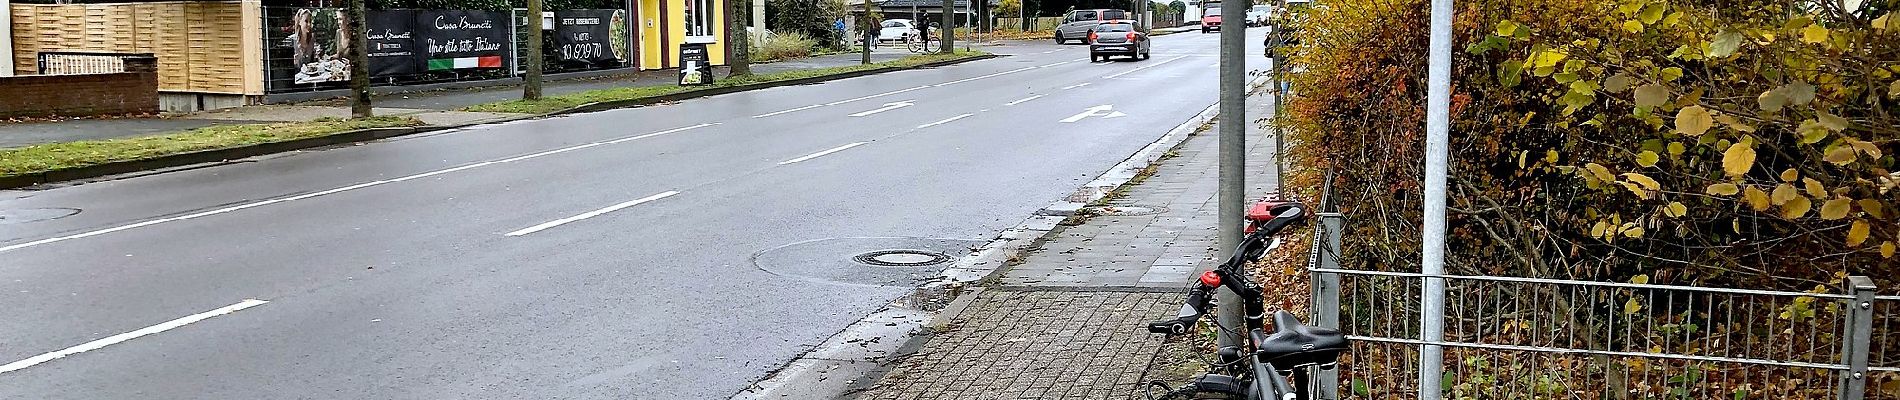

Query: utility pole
left=939, top=0, right=953, bottom=52
left=861, top=0, right=873, bottom=64
left=1213, top=0, right=1249, bottom=350
left=524, top=0, right=545, bottom=100
left=346, top=0, right=371, bottom=117
left=1418, top=0, right=1454, bottom=397
left=728, top=0, right=752, bottom=76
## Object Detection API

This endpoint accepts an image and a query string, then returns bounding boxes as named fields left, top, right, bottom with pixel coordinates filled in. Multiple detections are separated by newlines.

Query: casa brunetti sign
left=417, top=11, right=508, bottom=71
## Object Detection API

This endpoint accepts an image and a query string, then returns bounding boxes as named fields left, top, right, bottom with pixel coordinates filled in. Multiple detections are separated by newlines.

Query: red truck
left=1200, top=1, right=1222, bottom=33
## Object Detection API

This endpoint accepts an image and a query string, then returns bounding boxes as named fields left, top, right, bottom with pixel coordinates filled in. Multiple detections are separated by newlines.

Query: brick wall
left=0, top=62, right=159, bottom=118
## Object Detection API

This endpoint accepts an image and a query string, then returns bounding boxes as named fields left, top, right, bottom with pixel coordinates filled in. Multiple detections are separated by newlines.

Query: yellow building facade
left=637, top=0, right=725, bottom=69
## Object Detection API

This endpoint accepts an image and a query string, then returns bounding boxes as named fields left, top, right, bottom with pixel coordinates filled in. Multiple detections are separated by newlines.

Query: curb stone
left=0, top=54, right=1000, bottom=190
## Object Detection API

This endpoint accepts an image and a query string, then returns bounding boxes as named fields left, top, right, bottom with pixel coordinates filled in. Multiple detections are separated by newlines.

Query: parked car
left=877, top=19, right=917, bottom=42
left=1055, top=9, right=1130, bottom=44
left=1088, top=22, right=1150, bottom=62
left=1200, top=2, right=1221, bottom=33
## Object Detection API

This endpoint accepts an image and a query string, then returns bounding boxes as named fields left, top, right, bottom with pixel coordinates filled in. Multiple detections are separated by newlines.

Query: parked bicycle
left=903, top=29, right=931, bottom=53
left=1143, top=200, right=1349, bottom=400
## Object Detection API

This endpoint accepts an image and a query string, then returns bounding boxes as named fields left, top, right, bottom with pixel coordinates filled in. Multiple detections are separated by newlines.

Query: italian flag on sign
left=426, top=56, right=503, bottom=71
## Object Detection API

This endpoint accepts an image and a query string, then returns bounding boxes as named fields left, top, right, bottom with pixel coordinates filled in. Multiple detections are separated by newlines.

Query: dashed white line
left=1062, top=82, right=1091, bottom=90
left=778, top=142, right=868, bottom=165
left=752, top=104, right=823, bottom=118
left=504, top=191, right=680, bottom=236
left=918, top=113, right=975, bottom=128
left=1005, top=94, right=1045, bottom=106
left=931, top=66, right=1039, bottom=87
left=1105, top=55, right=1191, bottom=79
left=825, top=86, right=931, bottom=106
left=0, top=299, right=268, bottom=374
left=0, top=123, right=716, bottom=255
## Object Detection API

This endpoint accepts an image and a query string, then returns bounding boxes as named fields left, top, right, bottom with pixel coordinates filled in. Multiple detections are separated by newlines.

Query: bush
left=752, top=31, right=817, bottom=62
left=1284, top=0, right=1898, bottom=289
left=768, top=0, right=849, bottom=49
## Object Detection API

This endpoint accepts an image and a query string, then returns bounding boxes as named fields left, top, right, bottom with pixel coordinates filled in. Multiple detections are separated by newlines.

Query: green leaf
left=1496, top=20, right=1521, bottom=36
left=1604, top=73, right=1633, bottom=92
left=1638, top=4, right=1665, bottom=24
left=1624, top=298, right=1643, bottom=314
left=1659, top=67, right=1683, bottom=81
left=1859, top=199, right=1885, bottom=218
left=1708, top=30, right=1743, bottom=57
left=1801, top=24, right=1829, bottom=44
left=1498, top=60, right=1524, bottom=88
left=1554, top=72, right=1580, bottom=84
left=1636, top=151, right=1660, bottom=167
left=1623, top=20, right=1644, bottom=33
left=1529, top=48, right=1567, bottom=68
left=1674, top=105, right=1713, bottom=136
left=1799, top=120, right=1830, bottom=144
left=1786, top=82, right=1816, bottom=105
left=1634, top=84, right=1669, bottom=107
left=1666, top=142, right=1685, bottom=155
left=1891, top=80, right=1900, bottom=98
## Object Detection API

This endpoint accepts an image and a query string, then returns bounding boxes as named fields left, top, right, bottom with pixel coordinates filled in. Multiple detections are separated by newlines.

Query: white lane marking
left=505, top=191, right=680, bottom=236
left=0, top=124, right=716, bottom=255
left=917, top=113, right=975, bottom=129
left=0, top=299, right=268, bottom=374
left=1062, top=82, right=1091, bottom=90
left=1004, top=94, right=1045, bottom=106
left=1105, top=55, right=1191, bottom=79
left=752, top=104, right=823, bottom=118
left=923, top=66, right=1033, bottom=87
left=1060, top=105, right=1122, bottom=123
left=824, top=86, right=930, bottom=106
left=848, top=101, right=914, bottom=117
left=1040, top=50, right=1059, bottom=54
left=778, top=142, right=867, bottom=165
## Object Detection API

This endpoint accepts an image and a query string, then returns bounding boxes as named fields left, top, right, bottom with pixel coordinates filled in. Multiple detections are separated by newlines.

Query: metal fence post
left=1310, top=212, right=1343, bottom=400
left=1839, top=275, right=1874, bottom=400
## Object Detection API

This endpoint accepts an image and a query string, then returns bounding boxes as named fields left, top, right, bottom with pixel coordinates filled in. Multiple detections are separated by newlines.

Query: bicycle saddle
left=1253, top=310, right=1348, bottom=370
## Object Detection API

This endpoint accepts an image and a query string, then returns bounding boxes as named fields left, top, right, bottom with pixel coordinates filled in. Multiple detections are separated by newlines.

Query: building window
left=684, top=0, right=716, bottom=43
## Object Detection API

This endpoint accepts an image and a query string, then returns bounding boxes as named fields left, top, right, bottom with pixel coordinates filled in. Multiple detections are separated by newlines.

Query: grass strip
left=1, top=116, right=422, bottom=177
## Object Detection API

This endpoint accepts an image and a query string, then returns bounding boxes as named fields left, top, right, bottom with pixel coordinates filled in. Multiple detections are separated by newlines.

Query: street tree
left=729, top=0, right=753, bottom=76
left=523, top=0, right=544, bottom=99
left=347, top=0, right=372, bottom=117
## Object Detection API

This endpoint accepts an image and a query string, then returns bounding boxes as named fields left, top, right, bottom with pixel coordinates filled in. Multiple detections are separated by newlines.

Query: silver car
left=1088, top=22, right=1151, bottom=62
left=1055, top=9, right=1130, bottom=44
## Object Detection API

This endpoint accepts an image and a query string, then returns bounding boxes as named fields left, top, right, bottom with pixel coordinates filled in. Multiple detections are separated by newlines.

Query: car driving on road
left=1088, top=22, right=1150, bottom=62
left=1200, top=1, right=1221, bottom=33
left=1056, top=8, right=1129, bottom=44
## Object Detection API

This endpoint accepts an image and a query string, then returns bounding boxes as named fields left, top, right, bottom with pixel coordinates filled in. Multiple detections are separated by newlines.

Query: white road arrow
left=849, top=101, right=915, bottom=117
left=1060, top=105, right=1122, bottom=123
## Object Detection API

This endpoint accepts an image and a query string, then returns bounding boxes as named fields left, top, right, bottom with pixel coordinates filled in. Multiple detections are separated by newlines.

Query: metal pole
left=1418, top=0, right=1453, bottom=398
left=1214, top=0, right=1250, bottom=351
left=1313, top=212, right=1343, bottom=400
left=1838, top=276, right=1875, bottom=400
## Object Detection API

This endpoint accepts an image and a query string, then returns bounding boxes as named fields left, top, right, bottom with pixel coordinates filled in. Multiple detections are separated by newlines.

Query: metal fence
left=1306, top=213, right=1896, bottom=400
left=36, top=52, right=152, bottom=75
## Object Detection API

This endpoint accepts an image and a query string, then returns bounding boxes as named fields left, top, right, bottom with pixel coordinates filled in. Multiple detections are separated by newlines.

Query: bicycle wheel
left=906, top=37, right=926, bottom=53
left=1144, top=381, right=1203, bottom=400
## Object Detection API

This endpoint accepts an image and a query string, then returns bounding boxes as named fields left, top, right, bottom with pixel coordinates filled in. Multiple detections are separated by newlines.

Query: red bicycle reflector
left=1200, top=271, right=1222, bottom=287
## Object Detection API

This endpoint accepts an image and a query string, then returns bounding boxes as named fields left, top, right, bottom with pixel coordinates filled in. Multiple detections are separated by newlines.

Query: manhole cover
left=755, top=237, right=985, bottom=287
left=0, top=208, right=81, bottom=224
left=855, top=250, right=953, bottom=267
left=1089, top=205, right=1167, bottom=216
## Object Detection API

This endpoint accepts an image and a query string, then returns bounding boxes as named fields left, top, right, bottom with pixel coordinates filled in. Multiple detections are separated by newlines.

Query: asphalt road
left=0, top=29, right=1269, bottom=399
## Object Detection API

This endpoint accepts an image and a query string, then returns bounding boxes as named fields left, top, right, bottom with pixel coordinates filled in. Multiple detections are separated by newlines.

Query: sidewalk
left=853, top=87, right=1280, bottom=399
left=0, top=50, right=911, bottom=149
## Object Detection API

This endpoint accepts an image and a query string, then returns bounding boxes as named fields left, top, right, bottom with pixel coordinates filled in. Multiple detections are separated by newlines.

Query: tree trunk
left=860, top=0, right=872, bottom=64
left=938, top=0, right=952, bottom=53
left=524, top=0, right=544, bottom=100
left=728, top=0, right=751, bottom=76
left=347, top=0, right=372, bottom=117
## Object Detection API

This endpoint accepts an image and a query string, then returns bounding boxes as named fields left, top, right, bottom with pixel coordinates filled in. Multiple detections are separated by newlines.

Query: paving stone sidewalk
left=855, top=87, right=1280, bottom=399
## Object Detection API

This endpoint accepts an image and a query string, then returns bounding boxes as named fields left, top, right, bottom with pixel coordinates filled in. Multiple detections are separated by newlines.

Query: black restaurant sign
left=554, top=10, right=625, bottom=63
left=365, top=10, right=419, bottom=76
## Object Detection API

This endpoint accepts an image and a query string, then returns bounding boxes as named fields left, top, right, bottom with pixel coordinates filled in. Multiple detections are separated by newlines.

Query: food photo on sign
left=554, top=9, right=629, bottom=68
